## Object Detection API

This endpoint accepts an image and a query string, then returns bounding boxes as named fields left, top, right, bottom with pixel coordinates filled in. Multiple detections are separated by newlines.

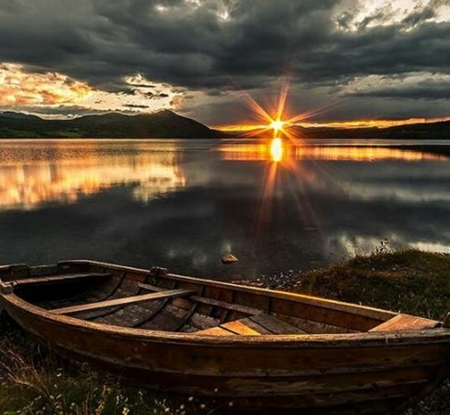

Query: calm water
left=0, top=138, right=449, bottom=281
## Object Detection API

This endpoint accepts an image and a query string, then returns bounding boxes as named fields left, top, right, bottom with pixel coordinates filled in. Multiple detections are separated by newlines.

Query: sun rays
left=235, top=77, right=342, bottom=144
left=231, top=78, right=331, bottom=247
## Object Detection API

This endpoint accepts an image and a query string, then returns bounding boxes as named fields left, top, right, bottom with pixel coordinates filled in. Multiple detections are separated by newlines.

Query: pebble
left=221, top=254, right=238, bottom=264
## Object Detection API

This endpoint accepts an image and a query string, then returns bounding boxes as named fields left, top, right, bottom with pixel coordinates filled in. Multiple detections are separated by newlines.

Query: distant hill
left=245, top=121, right=450, bottom=140
left=1, top=110, right=449, bottom=140
left=0, top=110, right=229, bottom=138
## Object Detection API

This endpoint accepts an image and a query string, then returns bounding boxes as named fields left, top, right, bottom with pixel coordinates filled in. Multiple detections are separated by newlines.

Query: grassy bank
left=295, top=249, right=450, bottom=415
left=0, top=333, right=204, bottom=415
left=1, top=249, right=449, bottom=414
left=294, top=249, right=450, bottom=321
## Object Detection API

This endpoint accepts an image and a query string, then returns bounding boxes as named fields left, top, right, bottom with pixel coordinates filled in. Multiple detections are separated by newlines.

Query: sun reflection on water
left=220, top=142, right=444, bottom=162
left=220, top=138, right=447, bottom=255
left=270, top=138, right=283, bottom=162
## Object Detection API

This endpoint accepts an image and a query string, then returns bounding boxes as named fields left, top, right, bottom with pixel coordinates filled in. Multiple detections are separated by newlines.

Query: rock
left=221, top=254, right=238, bottom=264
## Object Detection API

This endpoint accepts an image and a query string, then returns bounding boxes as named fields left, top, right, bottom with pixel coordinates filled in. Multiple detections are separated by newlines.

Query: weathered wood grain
left=196, top=326, right=237, bottom=336
left=52, top=289, right=195, bottom=315
left=250, top=314, right=307, bottom=334
left=11, top=273, right=110, bottom=287
left=370, top=314, right=439, bottom=332
left=220, top=320, right=262, bottom=335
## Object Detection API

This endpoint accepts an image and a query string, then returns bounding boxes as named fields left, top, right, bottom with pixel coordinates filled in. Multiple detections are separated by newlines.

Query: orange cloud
left=0, top=63, right=184, bottom=116
left=0, top=63, right=91, bottom=106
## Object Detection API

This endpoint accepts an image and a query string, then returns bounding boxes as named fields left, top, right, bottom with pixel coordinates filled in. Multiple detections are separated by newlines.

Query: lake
left=0, top=138, right=449, bottom=282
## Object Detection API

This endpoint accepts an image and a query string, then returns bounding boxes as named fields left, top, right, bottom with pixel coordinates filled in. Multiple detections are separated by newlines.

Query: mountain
left=2, top=110, right=449, bottom=140
left=244, top=121, right=450, bottom=140
left=0, top=110, right=229, bottom=138
left=0, top=111, right=42, bottom=121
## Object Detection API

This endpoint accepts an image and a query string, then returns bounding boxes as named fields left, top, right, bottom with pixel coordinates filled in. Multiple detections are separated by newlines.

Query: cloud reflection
left=0, top=139, right=449, bottom=276
left=0, top=140, right=185, bottom=210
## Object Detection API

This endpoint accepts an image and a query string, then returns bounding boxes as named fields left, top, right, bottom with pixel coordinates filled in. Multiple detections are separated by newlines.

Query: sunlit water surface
left=0, top=138, right=449, bottom=281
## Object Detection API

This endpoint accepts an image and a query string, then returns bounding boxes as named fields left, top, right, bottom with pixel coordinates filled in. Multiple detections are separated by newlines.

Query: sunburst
left=236, top=76, right=341, bottom=143
left=234, top=77, right=328, bottom=243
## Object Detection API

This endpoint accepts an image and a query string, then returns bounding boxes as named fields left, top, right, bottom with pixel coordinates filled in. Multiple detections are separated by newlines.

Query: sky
left=0, top=0, right=450, bottom=128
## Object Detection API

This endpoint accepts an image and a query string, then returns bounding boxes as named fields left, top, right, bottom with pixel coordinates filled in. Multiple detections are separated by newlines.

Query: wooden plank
left=139, top=282, right=264, bottom=317
left=196, top=315, right=305, bottom=336
left=220, top=320, right=262, bottom=335
left=165, top=271, right=397, bottom=321
left=12, top=273, right=111, bottom=287
left=190, top=296, right=263, bottom=316
left=250, top=314, right=307, bottom=334
left=369, top=314, right=439, bottom=332
left=235, top=317, right=273, bottom=334
left=189, top=313, right=221, bottom=330
left=138, top=282, right=165, bottom=292
left=52, top=289, right=196, bottom=315
left=277, top=314, right=355, bottom=334
left=195, top=326, right=236, bottom=336
left=141, top=308, right=184, bottom=331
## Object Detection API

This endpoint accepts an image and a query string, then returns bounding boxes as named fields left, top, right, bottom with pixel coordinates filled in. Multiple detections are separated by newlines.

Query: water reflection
left=270, top=138, right=284, bottom=162
left=0, top=140, right=185, bottom=210
left=0, top=139, right=449, bottom=279
left=220, top=140, right=445, bottom=162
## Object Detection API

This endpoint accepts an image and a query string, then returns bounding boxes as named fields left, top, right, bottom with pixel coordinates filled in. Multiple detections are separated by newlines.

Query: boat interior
left=1, top=261, right=440, bottom=336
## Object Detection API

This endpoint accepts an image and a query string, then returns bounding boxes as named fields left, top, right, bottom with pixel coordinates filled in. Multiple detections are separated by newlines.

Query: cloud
left=344, top=72, right=450, bottom=100
left=0, top=64, right=183, bottom=116
left=0, top=0, right=449, bottom=123
left=0, top=63, right=90, bottom=106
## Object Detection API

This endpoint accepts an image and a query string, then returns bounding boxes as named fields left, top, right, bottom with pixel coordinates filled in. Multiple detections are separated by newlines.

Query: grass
left=0, top=334, right=220, bottom=415
left=294, top=249, right=450, bottom=415
left=294, top=249, right=450, bottom=321
left=1, top=249, right=449, bottom=414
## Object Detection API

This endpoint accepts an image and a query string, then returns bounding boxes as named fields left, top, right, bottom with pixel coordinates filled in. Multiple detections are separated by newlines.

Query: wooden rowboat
left=1, top=260, right=449, bottom=414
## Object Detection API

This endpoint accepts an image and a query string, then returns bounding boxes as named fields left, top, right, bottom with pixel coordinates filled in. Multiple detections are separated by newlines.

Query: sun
left=270, top=120, right=285, bottom=131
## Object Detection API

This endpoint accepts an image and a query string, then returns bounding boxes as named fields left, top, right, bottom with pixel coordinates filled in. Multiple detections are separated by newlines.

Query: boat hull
left=4, top=296, right=450, bottom=414
left=1, top=260, right=450, bottom=414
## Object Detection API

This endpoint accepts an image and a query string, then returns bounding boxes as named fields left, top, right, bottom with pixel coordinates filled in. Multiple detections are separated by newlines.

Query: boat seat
left=52, top=288, right=196, bottom=315
left=138, top=282, right=264, bottom=315
left=195, top=314, right=307, bottom=336
left=369, top=314, right=439, bottom=332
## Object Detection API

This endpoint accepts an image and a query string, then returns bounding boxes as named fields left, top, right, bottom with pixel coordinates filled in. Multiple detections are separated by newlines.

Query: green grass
left=294, top=249, right=450, bottom=415
left=1, top=249, right=449, bottom=414
left=0, top=128, right=47, bottom=138
left=0, top=333, right=221, bottom=415
left=294, top=249, right=450, bottom=320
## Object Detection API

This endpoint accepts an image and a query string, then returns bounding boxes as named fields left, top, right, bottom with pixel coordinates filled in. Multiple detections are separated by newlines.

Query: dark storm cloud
left=124, top=104, right=149, bottom=109
left=1, top=0, right=450, bottom=122
left=352, top=84, right=450, bottom=100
